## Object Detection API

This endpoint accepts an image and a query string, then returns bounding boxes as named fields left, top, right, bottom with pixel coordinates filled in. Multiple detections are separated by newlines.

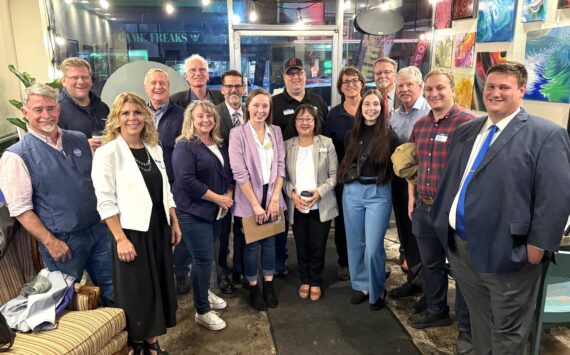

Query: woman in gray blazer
left=284, top=104, right=339, bottom=301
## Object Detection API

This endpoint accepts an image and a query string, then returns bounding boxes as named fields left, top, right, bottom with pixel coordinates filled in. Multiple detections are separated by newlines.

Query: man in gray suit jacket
left=431, top=61, right=570, bottom=354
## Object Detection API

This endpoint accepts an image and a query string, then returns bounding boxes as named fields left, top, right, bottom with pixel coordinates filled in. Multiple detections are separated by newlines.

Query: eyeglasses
left=341, top=79, right=361, bottom=86
left=295, top=118, right=315, bottom=123
left=187, top=68, right=207, bottom=75
left=374, top=70, right=394, bottom=76
left=286, top=70, right=305, bottom=78
left=223, top=84, right=244, bottom=90
left=65, top=75, right=91, bottom=82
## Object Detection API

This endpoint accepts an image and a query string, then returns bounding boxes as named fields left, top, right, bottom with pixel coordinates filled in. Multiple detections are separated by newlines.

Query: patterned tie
left=231, top=111, right=242, bottom=127
left=456, top=124, right=498, bottom=240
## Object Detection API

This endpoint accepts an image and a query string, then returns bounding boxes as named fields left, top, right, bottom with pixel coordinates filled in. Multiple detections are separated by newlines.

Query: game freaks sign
left=126, top=32, right=201, bottom=44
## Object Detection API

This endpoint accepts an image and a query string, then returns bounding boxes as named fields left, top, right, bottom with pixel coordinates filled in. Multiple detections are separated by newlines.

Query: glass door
left=233, top=29, right=340, bottom=107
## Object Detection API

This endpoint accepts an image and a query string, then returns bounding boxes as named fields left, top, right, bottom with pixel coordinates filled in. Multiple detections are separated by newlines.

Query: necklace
left=134, top=148, right=152, bottom=172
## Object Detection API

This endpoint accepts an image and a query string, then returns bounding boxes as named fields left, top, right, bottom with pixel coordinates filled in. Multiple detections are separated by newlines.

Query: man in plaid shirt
left=407, top=68, right=477, bottom=355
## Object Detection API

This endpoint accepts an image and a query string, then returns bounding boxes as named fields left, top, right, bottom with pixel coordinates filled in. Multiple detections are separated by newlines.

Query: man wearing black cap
left=271, top=57, right=329, bottom=277
left=272, top=57, right=328, bottom=141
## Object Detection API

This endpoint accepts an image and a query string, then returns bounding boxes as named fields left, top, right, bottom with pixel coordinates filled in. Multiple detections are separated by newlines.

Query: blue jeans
left=173, top=222, right=193, bottom=278
left=216, top=212, right=232, bottom=278
left=244, top=235, right=276, bottom=282
left=412, top=202, right=470, bottom=330
left=343, top=182, right=392, bottom=304
left=38, top=222, right=114, bottom=306
left=177, top=211, right=220, bottom=314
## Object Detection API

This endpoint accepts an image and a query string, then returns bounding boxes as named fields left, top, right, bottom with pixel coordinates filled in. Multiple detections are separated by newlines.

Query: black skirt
left=112, top=147, right=177, bottom=341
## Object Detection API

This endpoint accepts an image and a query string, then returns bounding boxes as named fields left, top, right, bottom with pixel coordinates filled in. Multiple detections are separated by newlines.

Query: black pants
left=292, top=209, right=332, bottom=286
left=333, top=184, right=349, bottom=267
left=391, top=175, right=422, bottom=283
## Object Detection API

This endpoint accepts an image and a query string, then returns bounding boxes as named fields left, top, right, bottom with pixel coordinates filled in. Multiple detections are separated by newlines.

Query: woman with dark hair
left=337, top=89, right=397, bottom=311
left=324, top=66, right=365, bottom=281
left=92, top=92, right=181, bottom=354
left=228, top=88, right=287, bottom=311
left=284, top=104, right=338, bottom=301
left=172, top=100, right=233, bottom=331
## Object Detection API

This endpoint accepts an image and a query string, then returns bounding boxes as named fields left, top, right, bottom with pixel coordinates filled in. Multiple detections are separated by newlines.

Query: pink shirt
left=0, top=128, right=63, bottom=217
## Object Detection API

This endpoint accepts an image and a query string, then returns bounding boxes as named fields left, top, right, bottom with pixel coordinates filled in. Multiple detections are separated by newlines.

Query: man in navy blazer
left=170, top=54, right=224, bottom=109
left=431, top=62, right=570, bottom=354
left=144, top=68, right=189, bottom=294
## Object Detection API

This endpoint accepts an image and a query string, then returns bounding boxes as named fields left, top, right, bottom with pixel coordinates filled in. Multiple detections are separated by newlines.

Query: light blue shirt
left=390, top=95, right=430, bottom=145
left=148, top=100, right=171, bottom=128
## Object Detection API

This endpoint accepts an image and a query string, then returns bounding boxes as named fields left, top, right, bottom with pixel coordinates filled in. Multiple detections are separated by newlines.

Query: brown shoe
left=298, top=284, right=310, bottom=299
left=309, top=286, right=321, bottom=301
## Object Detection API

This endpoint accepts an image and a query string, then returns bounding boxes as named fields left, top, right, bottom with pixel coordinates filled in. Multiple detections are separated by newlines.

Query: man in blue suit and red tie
left=432, top=61, right=570, bottom=354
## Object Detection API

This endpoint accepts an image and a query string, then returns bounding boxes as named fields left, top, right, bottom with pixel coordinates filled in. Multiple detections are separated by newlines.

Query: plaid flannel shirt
left=410, top=104, right=478, bottom=198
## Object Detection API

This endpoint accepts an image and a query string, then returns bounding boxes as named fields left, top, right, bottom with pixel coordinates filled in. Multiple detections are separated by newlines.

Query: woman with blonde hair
left=92, top=92, right=181, bottom=355
left=172, top=100, right=233, bottom=330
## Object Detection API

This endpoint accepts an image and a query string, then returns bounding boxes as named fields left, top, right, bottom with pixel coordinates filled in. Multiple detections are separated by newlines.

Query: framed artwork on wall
left=472, top=51, right=507, bottom=111
left=559, top=0, right=570, bottom=8
left=476, top=0, right=518, bottom=42
left=452, top=0, right=476, bottom=20
left=454, top=33, right=476, bottom=68
left=434, top=35, right=454, bottom=68
left=524, top=26, right=570, bottom=103
left=435, top=0, right=452, bottom=29
left=521, top=0, right=547, bottom=22
left=453, top=70, right=475, bottom=109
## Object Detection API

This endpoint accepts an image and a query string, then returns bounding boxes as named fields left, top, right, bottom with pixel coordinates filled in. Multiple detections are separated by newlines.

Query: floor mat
left=267, top=237, right=420, bottom=355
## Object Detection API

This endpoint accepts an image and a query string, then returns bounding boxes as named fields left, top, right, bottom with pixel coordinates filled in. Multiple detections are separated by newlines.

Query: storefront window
left=50, top=0, right=230, bottom=95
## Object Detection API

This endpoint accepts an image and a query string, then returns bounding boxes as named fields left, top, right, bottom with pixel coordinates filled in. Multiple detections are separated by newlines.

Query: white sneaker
left=195, top=311, right=226, bottom=330
left=208, top=289, right=227, bottom=310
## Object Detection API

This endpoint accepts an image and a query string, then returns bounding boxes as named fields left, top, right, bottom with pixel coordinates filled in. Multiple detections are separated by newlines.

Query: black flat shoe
left=350, top=291, right=368, bottom=305
left=218, top=276, right=235, bottom=295
left=144, top=340, right=168, bottom=355
left=370, top=290, right=387, bottom=311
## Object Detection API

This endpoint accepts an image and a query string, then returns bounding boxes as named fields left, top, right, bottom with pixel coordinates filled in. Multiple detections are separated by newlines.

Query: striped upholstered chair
left=0, top=212, right=127, bottom=355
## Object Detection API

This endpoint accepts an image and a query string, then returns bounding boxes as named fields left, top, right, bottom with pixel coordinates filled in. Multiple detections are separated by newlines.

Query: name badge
left=434, top=133, right=448, bottom=143
left=154, top=159, right=165, bottom=169
left=283, top=108, right=294, bottom=115
left=319, top=147, right=328, bottom=153
left=72, top=148, right=82, bottom=157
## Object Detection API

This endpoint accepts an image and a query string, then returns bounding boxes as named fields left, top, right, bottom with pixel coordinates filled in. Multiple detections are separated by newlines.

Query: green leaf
left=46, top=80, right=62, bottom=89
left=8, top=64, right=35, bottom=87
left=8, top=99, right=23, bottom=110
left=7, top=117, right=28, bottom=132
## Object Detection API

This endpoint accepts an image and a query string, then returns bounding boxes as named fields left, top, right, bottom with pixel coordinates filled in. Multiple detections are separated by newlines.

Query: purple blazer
left=228, top=123, right=287, bottom=217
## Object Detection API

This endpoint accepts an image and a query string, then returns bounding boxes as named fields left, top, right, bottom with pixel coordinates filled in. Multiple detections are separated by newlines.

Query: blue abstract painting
left=524, top=26, right=570, bottom=103
left=522, top=0, right=547, bottom=22
left=476, top=0, right=518, bottom=42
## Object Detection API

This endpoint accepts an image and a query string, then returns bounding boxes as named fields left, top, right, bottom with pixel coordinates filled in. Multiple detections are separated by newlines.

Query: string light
left=64, top=0, right=73, bottom=4
left=202, top=0, right=210, bottom=6
left=55, top=36, right=66, bottom=46
left=295, top=8, right=305, bottom=29
left=344, top=0, right=352, bottom=10
left=165, top=1, right=174, bottom=14
left=380, top=1, right=390, bottom=11
left=249, top=2, right=258, bottom=22
left=99, top=0, right=109, bottom=10
left=232, top=14, right=242, bottom=24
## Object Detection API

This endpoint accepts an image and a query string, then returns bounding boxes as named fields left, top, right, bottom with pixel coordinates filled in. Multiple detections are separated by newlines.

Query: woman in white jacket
left=92, top=92, right=181, bottom=355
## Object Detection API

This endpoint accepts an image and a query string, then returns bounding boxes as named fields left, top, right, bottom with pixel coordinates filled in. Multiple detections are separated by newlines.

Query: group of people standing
left=1, top=52, right=569, bottom=355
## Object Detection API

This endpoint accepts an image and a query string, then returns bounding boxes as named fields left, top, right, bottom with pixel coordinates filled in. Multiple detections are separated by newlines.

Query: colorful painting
left=524, top=26, right=570, bottom=103
left=454, top=71, right=475, bottom=109
left=452, top=0, right=475, bottom=19
left=477, top=0, right=517, bottom=42
left=434, top=35, right=454, bottom=68
left=434, top=0, right=452, bottom=29
left=473, top=52, right=507, bottom=111
left=454, top=33, right=476, bottom=68
left=522, top=0, right=547, bottom=22
left=559, top=0, right=570, bottom=8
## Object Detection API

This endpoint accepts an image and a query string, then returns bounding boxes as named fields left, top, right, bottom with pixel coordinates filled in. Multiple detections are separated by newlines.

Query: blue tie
left=456, top=125, right=498, bottom=240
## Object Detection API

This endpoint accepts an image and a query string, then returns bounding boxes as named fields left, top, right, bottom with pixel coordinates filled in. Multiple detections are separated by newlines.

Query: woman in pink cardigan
left=228, top=88, right=287, bottom=311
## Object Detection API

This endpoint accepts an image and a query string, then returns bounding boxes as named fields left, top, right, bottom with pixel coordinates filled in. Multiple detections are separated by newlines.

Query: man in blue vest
left=0, top=83, right=114, bottom=306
